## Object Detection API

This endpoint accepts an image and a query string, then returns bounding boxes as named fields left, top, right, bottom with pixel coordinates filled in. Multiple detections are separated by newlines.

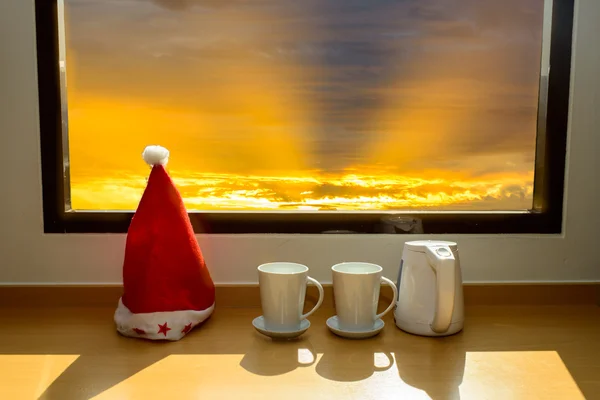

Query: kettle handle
left=425, top=245, right=456, bottom=333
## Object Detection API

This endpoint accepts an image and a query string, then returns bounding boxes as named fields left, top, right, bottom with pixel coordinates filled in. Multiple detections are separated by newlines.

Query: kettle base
left=394, top=317, right=463, bottom=337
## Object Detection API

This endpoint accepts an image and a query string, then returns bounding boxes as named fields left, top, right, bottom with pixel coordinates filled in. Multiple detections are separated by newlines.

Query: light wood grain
left=0, top=283, right=598, bottom=308
left=0, top=305, right=598, bottom=399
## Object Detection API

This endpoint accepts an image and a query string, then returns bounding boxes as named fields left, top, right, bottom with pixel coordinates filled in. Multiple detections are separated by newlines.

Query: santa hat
left=114, top=145, right=215, bottom=341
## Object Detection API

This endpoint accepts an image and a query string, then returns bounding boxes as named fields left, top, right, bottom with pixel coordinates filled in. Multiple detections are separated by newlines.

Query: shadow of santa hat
left=114, top=145, right=215, bottom=341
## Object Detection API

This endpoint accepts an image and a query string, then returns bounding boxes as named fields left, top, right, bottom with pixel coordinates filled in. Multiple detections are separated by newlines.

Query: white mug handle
left=375, top=277, right=398, bottom=320
left=301, top=276, right=324, bottom=320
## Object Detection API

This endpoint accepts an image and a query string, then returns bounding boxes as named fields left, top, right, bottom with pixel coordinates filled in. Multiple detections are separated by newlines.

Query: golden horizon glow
left=70, top=169, right=533, bottom=211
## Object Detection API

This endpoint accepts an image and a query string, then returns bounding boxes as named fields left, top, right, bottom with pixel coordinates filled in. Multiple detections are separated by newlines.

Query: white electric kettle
left=394, top=240, right=464, bottom=337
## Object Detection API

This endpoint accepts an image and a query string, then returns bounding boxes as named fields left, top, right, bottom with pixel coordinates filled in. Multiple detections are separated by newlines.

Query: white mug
left=332, top=262, right=398, bottom=331
left=258, top=262, right=324, bottom=331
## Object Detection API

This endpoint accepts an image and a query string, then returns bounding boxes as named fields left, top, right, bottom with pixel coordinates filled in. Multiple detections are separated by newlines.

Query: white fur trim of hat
left=114, top=298, right=215, bottom=341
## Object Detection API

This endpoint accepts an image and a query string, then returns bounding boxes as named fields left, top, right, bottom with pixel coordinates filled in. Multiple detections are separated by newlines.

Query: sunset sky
left=63, top=0, right=544, bottom=211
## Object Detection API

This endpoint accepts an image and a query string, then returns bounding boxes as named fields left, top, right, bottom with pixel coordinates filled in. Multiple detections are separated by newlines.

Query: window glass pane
left=62, top=0, right=544, bottom=211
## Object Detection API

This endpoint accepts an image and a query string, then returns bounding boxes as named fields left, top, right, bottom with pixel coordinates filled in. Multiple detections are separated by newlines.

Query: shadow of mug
left=394, top=336, right=466, bottom=400
left=240, top=334, right=317, bottom=376
left=315, top=341, right=394, bottom=382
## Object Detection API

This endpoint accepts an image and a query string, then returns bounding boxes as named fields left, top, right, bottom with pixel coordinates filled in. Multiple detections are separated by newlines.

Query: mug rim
left=331, top=262, right=383, bottom=274
left=258, top=262, right=308, bottom=275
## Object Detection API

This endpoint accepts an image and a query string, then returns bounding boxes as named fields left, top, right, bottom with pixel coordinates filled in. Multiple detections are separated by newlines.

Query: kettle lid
left=405, top=240, right=458, bottom=252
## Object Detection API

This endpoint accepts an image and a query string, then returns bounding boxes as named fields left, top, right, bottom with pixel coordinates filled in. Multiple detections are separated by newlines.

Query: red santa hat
left=114, top=145, right=215, bottom=341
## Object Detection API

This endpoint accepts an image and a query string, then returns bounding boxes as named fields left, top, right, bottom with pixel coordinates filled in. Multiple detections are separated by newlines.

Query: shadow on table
left=314, top=337, right=395, bottom=382
left=393, top=333, right=466, bottom=400
left=312, top=307, right=593, bottom=400
left=312, top=329, right=465, bottom=400
left=240, top=334, right=317, bottom=376
left=0, top=307, right=212, bottom=400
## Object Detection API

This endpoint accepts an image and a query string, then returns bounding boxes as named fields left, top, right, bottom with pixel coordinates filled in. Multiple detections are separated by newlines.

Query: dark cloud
left=407, top=2, right=451, bottom=21
left=429, top=21, right=478, bottom=38
left=150, top=0, right=248, bottom=11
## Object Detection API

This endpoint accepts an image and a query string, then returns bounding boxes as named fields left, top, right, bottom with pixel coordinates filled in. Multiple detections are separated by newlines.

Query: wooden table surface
left=0, top=305, right=598, bottom=400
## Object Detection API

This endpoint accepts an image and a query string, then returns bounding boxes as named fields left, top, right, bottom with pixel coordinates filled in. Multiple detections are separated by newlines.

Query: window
left=36, top=0, right=574, bottom=234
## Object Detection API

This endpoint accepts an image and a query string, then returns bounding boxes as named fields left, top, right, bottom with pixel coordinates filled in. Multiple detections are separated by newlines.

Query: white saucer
left=326, top=316, right=385, bottom=339
left=252, top=316, right=311, bottom=339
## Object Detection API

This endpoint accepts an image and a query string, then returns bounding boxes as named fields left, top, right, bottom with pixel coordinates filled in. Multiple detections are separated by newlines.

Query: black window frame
left=35, top=0, right=574, bottom=234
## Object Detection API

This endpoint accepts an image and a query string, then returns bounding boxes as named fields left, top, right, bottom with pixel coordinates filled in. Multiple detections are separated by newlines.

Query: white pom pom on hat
left=142, top=145, right=170, bottom=166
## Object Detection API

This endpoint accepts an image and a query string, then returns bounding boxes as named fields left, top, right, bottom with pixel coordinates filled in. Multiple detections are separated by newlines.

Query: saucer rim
left=326, top=315, right=385, bottom=334
left=252, top=315, right=311, bottom=334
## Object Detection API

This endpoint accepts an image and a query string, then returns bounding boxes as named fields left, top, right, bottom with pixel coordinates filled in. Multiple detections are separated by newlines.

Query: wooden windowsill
left=0, top=283, right=598, bottom=308
left=0, top=304, right=598, bottom=399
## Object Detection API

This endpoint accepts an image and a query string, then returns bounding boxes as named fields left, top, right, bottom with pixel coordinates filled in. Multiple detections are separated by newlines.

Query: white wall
left=0, top=0, right=598, bottom=285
